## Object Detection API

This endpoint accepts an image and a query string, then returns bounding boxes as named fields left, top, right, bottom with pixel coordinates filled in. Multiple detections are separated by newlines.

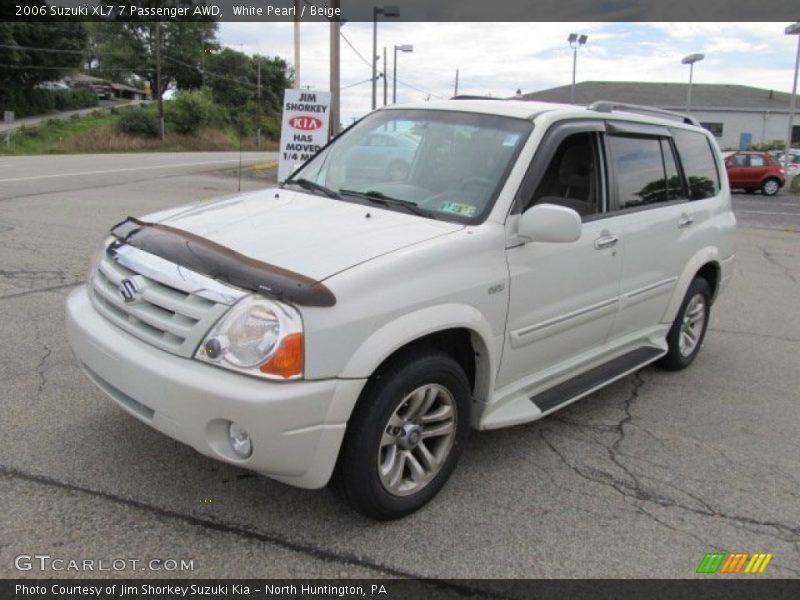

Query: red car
left=723, top=151, right=785, bottom=196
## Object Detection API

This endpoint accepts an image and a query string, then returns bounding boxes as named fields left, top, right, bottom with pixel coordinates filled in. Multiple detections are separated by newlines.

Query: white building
left=521, top=81, right=800, bottom=151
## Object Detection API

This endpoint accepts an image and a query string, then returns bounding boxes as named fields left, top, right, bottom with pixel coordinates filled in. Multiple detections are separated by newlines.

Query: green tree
left=88, top=16, right=217, bottom=97
left=0, top=21, right=88, bottom=94
left=204, top=48, right=291, bottom=110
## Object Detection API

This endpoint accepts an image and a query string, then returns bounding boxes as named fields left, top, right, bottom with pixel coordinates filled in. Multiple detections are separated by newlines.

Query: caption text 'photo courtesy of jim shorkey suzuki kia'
left=65, top=98, right=735, bottom=519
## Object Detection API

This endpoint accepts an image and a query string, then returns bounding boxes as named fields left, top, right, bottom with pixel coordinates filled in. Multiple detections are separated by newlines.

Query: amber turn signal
left=259, top=333, right=304, bottom=379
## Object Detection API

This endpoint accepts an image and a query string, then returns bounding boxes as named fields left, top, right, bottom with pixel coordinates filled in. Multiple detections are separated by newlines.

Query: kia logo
left=118, top=276, right=144, bottom=304
left=289, top=116, right=322, bottom=131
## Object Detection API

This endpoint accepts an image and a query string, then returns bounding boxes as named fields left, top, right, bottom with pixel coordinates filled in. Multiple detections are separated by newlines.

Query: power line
left=341, top=76, right=373, bottom=90
left=339, top=30, right=373, bottom=71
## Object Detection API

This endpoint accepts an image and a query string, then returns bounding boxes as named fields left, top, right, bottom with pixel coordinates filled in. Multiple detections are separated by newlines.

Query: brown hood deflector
left=110, top=217, right=336, bottom=307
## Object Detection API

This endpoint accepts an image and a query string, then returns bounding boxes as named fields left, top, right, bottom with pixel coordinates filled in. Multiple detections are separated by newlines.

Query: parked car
left=343, top=130, right=419, bottom=181
left=35, top=81, right=70, bottom=91
left=66, top=100, right=735, bottom=519
left=723, top=150, right=785, bottom=195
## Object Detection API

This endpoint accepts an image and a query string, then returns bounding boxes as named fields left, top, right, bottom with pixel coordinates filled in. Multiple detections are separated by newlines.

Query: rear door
left=746, top=153, right=768, bottom=186
left=603, top=123, right=695, bottom=343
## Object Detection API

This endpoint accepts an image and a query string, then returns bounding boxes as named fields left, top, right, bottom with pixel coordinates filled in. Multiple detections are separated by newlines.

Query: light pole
left=393, top=44, right=413, bottom=104
left=568, top=33, right=587, bottom=104
left=372, top=5, right=400, bottom=110
left=783, top=22, right=800, bottom=172
left=682, top=53, right=704, bottom=113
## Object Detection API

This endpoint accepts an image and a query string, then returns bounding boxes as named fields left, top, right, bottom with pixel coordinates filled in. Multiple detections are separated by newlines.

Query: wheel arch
left=336, top=304, right=498, bottom=424
left=661, top=248, right=721, bottom=323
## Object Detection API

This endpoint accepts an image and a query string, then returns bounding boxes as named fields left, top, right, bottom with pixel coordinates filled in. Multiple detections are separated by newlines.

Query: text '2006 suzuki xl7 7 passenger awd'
left=66, top=99, right=735, bottom=519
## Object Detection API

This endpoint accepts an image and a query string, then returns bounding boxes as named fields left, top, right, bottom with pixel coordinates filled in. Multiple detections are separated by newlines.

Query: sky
left=219, top=22, right=800, bottom=125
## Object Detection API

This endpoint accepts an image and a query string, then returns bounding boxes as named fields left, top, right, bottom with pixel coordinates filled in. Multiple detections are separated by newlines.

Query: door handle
left=594, top=234, right=619, bottom=250
left=678, top=215, right=694, bottom=229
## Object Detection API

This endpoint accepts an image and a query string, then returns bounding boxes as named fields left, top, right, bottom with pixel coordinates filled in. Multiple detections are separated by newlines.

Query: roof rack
left=450, top=95, right=505, bottom=101
left=588, top=101, right=700, bottom=127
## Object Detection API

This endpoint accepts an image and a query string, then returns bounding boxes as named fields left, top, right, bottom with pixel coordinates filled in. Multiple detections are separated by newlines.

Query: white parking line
left=737, top=210, right=800, bottom=216
left=0, top=158, right=255, bottom=183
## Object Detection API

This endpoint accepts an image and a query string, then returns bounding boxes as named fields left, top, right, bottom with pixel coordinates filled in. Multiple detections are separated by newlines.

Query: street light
left=393, top=44, right=413, bottom=104
left=783, top=22, right=800, bottom=172
left=568, top=33, right=588, bottom=104
left=682, top=53, right=705, bottom=113
left=372, top=5, right=400, bottom=110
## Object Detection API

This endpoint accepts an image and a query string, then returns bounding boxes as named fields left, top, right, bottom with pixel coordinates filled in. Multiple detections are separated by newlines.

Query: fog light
left=228, top=422, right=252, bottom=459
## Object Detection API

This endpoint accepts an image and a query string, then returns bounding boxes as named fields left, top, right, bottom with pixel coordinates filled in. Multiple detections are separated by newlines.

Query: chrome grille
left=90, top=242, right=238, bottom=357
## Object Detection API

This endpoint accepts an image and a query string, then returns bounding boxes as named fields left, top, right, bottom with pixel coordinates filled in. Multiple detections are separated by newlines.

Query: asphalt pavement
left=1, top=155, right=799, bottom=585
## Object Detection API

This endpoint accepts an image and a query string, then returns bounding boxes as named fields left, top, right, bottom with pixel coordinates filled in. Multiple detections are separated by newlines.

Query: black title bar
left=2, top=0, right=799, bottom=22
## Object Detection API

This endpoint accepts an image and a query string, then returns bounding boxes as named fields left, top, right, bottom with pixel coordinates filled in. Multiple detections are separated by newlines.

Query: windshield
left=288, top=109, right=532, bottom=223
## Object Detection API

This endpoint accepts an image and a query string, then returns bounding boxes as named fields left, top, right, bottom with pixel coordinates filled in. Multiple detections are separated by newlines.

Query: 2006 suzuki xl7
left=66, top=99, right=735, bottom=519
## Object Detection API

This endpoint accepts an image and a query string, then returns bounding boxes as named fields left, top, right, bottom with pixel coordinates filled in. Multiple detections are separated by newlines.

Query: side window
left=673, top=129, right=720, bottom=200
left=748, top=155, right=765, bottom=167
left=607, top=135, right=670, bottom=209
left=730, top=154, right=748, bottom=167
left=525, top=132, right=601, bottom=218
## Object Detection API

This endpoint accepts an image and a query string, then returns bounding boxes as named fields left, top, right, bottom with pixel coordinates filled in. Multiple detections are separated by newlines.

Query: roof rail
left=450, top=95, right=505, bottom=101
left=587, top=101, right=700, bottom=127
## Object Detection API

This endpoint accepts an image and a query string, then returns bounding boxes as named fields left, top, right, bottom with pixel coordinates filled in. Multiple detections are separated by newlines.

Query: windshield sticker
left=439, top=201, right=477, bottom=217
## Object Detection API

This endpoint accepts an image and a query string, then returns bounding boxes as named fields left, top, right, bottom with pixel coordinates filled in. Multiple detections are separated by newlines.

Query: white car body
left=66, top=100, right=736, bottom=497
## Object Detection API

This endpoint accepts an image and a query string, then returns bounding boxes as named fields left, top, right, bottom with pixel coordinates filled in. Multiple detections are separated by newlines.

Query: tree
left=88, top=17, right=217, bottom=97
left=0, top=21, right=88, bottom=92
left=204, top=48, right=291, bottom=110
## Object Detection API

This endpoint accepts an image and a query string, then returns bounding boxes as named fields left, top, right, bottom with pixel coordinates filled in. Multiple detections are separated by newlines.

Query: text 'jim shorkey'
left=696, top=552, right=773, bottom=574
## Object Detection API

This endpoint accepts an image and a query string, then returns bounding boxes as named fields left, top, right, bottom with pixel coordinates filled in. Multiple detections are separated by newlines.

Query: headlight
left=196, top=295, right=304, bottom=380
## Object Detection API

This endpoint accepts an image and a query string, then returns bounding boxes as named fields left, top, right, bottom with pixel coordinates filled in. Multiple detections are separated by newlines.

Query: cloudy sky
left=219, top=22, right=800, bottom=125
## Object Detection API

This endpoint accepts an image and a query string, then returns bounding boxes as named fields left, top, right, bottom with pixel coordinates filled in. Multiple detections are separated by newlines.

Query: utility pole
left=256, top=61, right=262, bottom=149
left=383, top=47, right=387, bottom=106
left=454, top=68, right=459, bottom=97
left=293, top=0, right=300, bottom=88
left=155, top=22, right=164, bottom=139
left=329, top=0, right=340, bottom=137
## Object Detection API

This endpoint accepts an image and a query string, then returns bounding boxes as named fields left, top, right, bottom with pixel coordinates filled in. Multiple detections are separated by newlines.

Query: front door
left=498, top=125, right=621, bottom=389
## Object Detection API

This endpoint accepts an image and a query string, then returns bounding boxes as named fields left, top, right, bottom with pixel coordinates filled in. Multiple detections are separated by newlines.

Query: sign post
left=3, top=111, right=13, bottom=148
left=278, top=89, right=331, bottom=183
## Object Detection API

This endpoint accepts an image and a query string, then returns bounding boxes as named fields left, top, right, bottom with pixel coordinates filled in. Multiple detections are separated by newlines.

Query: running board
left=530, top=347, right=664, bottom=414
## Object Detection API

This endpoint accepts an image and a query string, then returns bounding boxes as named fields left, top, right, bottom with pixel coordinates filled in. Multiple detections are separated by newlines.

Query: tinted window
left=748, top=155, right=765, bottom=167
left=673, top=129, right=720, bottom=200
left=700, top=122, right=724, bottom=137
left=608, top=136, right=670, bottom=209
left=729, top=154, right=747, bottom=167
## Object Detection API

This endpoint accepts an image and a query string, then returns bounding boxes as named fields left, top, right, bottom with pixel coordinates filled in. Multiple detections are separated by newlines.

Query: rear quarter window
left=672, top=129, right=721, bottom=200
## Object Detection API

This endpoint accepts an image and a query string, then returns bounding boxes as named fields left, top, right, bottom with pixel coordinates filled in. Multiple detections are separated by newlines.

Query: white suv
left=66, top=99, right=735, bottom=519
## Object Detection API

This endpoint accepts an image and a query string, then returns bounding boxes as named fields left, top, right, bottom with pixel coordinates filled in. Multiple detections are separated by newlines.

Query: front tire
left=337, top=349, right=471, bottom=520
left=657, top=277, right=711, bottom=371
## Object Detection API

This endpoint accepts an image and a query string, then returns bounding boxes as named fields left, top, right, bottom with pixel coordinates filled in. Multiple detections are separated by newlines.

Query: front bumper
left=65, top=286, right=366, bottom=489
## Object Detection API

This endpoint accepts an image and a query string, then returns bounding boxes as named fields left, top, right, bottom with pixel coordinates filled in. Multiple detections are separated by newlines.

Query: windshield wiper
left=284, top=177, right=341, bottom=199
left=339, top=189, right=436, bottom=219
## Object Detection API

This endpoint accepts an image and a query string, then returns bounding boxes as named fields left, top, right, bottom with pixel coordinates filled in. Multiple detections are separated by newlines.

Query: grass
left=0, top=110, right=279, bottom=155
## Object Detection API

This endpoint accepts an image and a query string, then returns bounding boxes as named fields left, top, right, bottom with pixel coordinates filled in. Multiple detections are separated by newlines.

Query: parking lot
left=1, top=154, right=799, bottom=583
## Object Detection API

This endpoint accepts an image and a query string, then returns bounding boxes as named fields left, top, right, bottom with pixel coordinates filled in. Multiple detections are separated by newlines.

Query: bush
left=166, top=89, right=215, bottom=135
left=117, top=107, right=160, bottom=138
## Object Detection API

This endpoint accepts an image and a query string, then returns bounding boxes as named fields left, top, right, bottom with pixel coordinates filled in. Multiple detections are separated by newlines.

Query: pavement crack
left=539, top=374, right=800, bottom=544
left=0, top=464, right=510, bottom=599
left=35, top=344, right=52, bottom=396
left=759, top=246, right=799, bottom=285
left=0, top=281, right=80, bottom=302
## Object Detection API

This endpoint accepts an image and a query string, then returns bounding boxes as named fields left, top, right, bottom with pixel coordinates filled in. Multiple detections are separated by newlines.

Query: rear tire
left=337, top=349, right=471, bottom=520
left=761, top=178, right=780, bottom=196
left=657, top=277, right=711, bottom=371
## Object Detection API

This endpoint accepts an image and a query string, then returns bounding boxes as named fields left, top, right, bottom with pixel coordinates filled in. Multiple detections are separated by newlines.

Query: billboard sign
left=278, top=89, right=331, bottom=182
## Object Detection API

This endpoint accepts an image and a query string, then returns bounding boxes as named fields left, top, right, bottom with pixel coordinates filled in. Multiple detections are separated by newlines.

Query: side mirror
left=518, top=203, right=582, bottom=244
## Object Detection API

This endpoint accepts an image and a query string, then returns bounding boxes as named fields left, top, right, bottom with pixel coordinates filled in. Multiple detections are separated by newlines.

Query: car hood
left=144, top=188, right=463, bottom=282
